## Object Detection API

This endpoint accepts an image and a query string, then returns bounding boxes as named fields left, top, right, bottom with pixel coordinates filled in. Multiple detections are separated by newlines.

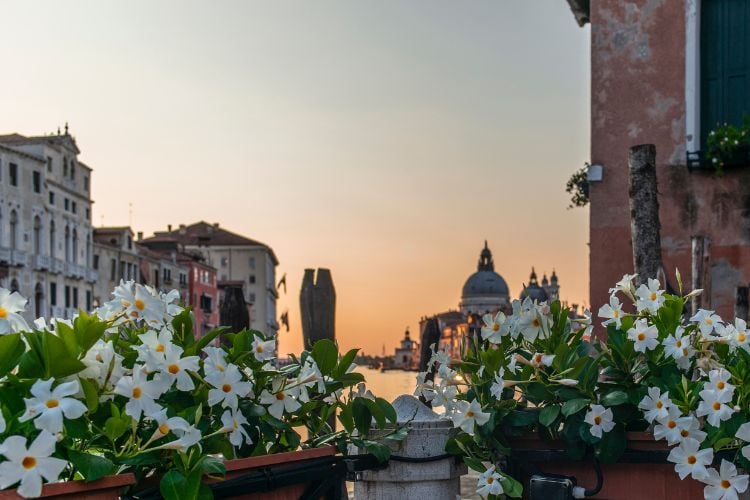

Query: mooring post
left=353, top=395, right=467, bottom=499
left=628, top=144, right=662, bottom=286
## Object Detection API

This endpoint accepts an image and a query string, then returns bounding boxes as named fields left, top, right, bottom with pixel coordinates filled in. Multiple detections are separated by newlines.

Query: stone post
left=354, top=395, right=467, bottom=499
left=300, top=268, right=336, bottom=350
left=628, top=144, right=662, bottom=286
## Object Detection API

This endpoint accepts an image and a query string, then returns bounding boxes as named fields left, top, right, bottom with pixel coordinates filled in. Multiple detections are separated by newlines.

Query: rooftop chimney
left=167, top=224, right=172, bottom=232
left=137, top=232, right=143, bottom=241
left=179, top=224, right=186, bottom=235
left=213, top=222, right=220, bottom=228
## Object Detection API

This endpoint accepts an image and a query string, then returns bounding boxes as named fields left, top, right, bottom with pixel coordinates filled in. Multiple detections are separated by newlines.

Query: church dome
left=520, top=267, right=549, bottom=302
left=461, top=241, right=509, bottom=299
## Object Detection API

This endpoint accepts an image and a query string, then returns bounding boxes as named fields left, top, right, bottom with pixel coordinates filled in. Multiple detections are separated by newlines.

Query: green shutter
left=701, top=0, right=750, bottom=147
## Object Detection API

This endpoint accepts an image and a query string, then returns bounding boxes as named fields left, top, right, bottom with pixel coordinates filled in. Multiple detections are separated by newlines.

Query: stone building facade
left=0, top=130, right=96, bottom=320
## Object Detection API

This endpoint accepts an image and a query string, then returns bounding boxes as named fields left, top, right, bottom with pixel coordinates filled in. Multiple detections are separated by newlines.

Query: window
left=220, top=257, right=228, bottom=267
left=70, top=161, right=75, bottom=180
left=127, top=235, right=132, bottom=250
left=700, top=0, right=750, bottom=146
left=50, top=283, right=57, bottom=306
left=249, top=274, right=256, bottom=284
left=64, top=285, right=71, bottom=308
left=32, top=171, right=41, bottom=193
left=127, top=262, right=132, bottom=280
left=93, top=254, right=99, bottom=270
left=47, top=157, right=52, bottom=172
left=49, top=191, right=55, bottom=205
left=84, top=176, right=89, bottom=190
left=63, top=157, right=68, bottom=177
left=64, top=198, right=69, bottom=211
left=85, top=208, right=90, bottom=221
left=200, top=294, right=212, bottom=313
left=9, top=211, right=18, bottom=249
left=179, top=272, right=187, bottom=285
left=49, top=221, right=56, bottom=257
left=163, top=268, right=172, bottom=282
left=33, top=217, right=41, bottom=255
left=248, top=293, right=256, bottom=303
left=71, top=201, right=77, bottom=214
left=72, top=287, right=78, bottom=309
left=249, top=257, right=256, bottom=269
left=86, top=290, right=91, bottom=311
left=9, top=163, right=17, bottom=186
left=110, top=259, right=116, bottom=280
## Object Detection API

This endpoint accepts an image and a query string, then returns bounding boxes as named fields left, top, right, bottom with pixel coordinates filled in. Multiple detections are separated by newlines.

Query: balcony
left=33, top=254, right=51, bottom=271
left=65, top=262, right=86, bottom=279
left=65, top=308, right=78, bottom=319
left=50, top=306, right=65, bottom=318
left=86, top=269, right=98, bottom=283
left=9, top=250, right=27, bottom=267
left=50, top=258, right=65, bottom=275
left=0, top=247, right=9, bottom=264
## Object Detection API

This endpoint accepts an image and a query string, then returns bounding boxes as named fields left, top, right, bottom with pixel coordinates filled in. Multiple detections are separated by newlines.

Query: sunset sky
left=1, top=1, right=591, bottom=356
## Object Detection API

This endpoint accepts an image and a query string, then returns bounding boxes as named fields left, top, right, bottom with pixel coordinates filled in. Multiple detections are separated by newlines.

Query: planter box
left=508, top=432, right=704, bottom=500
left=0, top=473, right=135, bottom=500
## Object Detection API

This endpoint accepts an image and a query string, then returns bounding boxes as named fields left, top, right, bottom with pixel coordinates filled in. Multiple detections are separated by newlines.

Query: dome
left=462, top=271, right=510, bottom=298
left=521, top=283, right=548, bottom=302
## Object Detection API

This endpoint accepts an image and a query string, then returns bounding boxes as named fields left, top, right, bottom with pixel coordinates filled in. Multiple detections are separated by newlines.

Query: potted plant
left=415, top=272, right=750, bottom=499
left=700, top=118, right=750, bottom=175
left=0, top=281, right=397, bottom=499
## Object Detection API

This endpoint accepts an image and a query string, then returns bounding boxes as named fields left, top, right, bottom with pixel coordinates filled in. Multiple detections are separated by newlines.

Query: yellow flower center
left=275, top=393, right=285, bottom=401
left=676, top=340, right=682, bottom=348
left=713, top=402, right=722, bottom=411
left=594, top=416, right=602, bottom=425
left=655, top=401, right=663, bottom=409
left=0, top=307, right=7, bottom=319
left=682, top=348, right=689, bottom=357
left=687, top=455, right=697, bottom=465
left=22, top=457, right=36, bottom=470
left=466, top=411, right=474, bottom=417
left=532, top=318, right=541, bottom=327
left=721, top=480, right=731, bottom=489
left=706, top=318, right=713, bottom=325
left=649, top=292, right=657, bottom=301
left=168, top=364, right=180, bottom=375
left=667, top=420, right=677, bottom=429
left=46, top=399, right=59, bottom=409
left=135, top=299, right=145, bottom=311
left=613, top=310, right=620, bottom=318
left=159, top=423, right=170, bottom=435
left=487, top=477, right=494, bottom=484
left=717, top=381, right=725, bottom=390
left=637, top=333, right=646, bottom=341
left=132, top=387, right=142, bottom=399
left=739, top=333, right=746, bottom=342
left=681, top=430, right=690, bottom=438
left=222, top=384, right=232, bottom=393
left=535, top=354, right=543, bottom=364
left=155, top=343, right=165, bottom=353
left=256, top=346, right=264, bottom=353
left=492, top=323, right=500, bottom=332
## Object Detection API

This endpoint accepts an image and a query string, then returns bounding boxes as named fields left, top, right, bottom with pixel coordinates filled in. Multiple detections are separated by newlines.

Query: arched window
left=49, top=221, right=56, bottom=258
left=33, top=216, right=42, bottom=255
left=64, top=226, right=70, bottom=262
left=72, top=229, right=78, bottom=264
left=10, top=279, right=19, bottom=293
left=86, top=233, right=91, bottom=267
left=9, top=210, right=18, bottom=249
left=34, top=282, right=44, bottom=318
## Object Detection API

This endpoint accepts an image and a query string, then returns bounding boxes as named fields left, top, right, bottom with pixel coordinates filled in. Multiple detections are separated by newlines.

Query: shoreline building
left=0, top=128, right=97, bottom=320
left=393, top=328, right=419, bottom=370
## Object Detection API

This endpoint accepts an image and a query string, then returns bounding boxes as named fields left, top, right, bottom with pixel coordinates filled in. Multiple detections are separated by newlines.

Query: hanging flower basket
left=0, top=473, right=135, bottom=500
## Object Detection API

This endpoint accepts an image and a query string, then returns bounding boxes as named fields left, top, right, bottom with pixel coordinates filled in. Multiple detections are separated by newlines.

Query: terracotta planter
left=508, top=432, right=705, bottom=499
left=0, top=473, right=135, bottom=500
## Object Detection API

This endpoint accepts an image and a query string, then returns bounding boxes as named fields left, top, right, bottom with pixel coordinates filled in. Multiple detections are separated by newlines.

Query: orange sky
left=1, top=1, right=591, bottom=356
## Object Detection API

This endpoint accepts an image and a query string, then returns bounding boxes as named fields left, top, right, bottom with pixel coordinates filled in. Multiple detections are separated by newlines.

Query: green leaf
left=601, top=390, right=629, bottom=407
left=375, top=397, right=397, bottom=424
left=364, top=441, right=391, bottom=462
left=200, top=456, right=226, bottom=477
left=79, top=378, right=99, bottom=413
left=463, top=456, right=486, bottom=473
left=503, top=475, right=524, bottom=498
left=539, top=405, right=561, bottom=427
left=562, top=398, right=590, bottom=417
left=333, top=348, right=359, bottom=378
left=72, top=312, right=107, bottom=354
left=505, top=409, right=539, bottom=427
left=311, top=339, right=338, bottom=376
left=338, top=404, right=355, bottom=433
left=67, top=450, right=114, bottom=481
left=352, top=397, right=372, bottom=436
left=104, top=415, right=130, bottom=441
left=171, top=309, right=195, bottom=348
left=0, top=334, right=24, bottom=378
left=596, top=427, right=627, bottom=464
left=160, top=470, right=188, bottom=500
left=364, top=398, right=386, bottom=429
left=186, top=327, right=226, bottom=356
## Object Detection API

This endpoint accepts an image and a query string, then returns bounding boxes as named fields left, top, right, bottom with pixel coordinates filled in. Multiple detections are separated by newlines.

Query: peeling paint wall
left=589, top=0, right=750, bottom=319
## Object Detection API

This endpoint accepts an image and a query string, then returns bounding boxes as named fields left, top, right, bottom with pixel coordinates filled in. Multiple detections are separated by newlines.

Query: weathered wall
left=589, top=0, right=750, bottom=319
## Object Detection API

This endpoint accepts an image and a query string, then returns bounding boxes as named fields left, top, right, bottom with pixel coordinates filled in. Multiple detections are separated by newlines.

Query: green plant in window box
left=706, top=117, right=750, bottom=176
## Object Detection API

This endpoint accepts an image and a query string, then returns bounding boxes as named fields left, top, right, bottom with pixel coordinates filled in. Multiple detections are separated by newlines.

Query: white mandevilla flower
left=697, top=387, right=735, bottom=427
left=114, top=365, right=164, bottom=419
left=674, top=414, right=707, bottom=444
left=638, top=387, right=672, bottom=423
left=80, top=340, right=126, bottom=389
left=584, top=404, right=614, bottom=438
left=221, top=409, right=252, bottom=447
left=653, top=406, right=686, bottom=445
left=735, top=423, right=750, bottom=461
left=134, top=328, right=173, bottom=372
left=147, top=408, right=191, bottom=442
left=690, top=309, right=722, bottom=337
left=156, top=343, right=200, bottom=391
left=707, top=369, right=734, bottom=396
left=717, top=323, right=750, bottom=353
left=635, top=278, right=665, bottom=314
left=662, top=327, right=695, bottom=370
left=529, top=352, right=555, bottom=369
left=260, top=378, right=302, bottom=419
left=476, top=464, right=504, bottom=497
left=609, top=273, right=637, bottom=300
left=517, top=299, right=548, bottom=341
left=702, top=459, right=749, bottom=500
left=430, top=383, right=458, bottom=412
left=489, top=369, right=505, bottom=399
left=0, top=288, right=30, bottom=334
left=598, top=295, right=625, bottom=329
left=481, top=312, right=507, bottom=344
left=0, top=431, right=67, bottom=498
left=667, top=437, right=713, bottom=480
left=113, top=281, right=166, bottom=326
left=627, top=319, right=659, bottom=353
left=414, top=372, right=436, bottom=402
left=159, top=289, right=184, bottom=317
left=251, top=336, right=276, bottom=362
left=202, top=346, right=228, bottom=374
left=160, top=425, right=202, bottom=452
left=19, top=379, right=87, bottom=434
left=451, top=399, right=490, bottom=434
left=206, top=363, right=253, bottom=410
left=355, top=383, right=375, bottom=401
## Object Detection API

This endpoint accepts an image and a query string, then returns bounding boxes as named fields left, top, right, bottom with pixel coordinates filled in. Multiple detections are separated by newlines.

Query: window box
left=687, top=145, right=750, bottom=172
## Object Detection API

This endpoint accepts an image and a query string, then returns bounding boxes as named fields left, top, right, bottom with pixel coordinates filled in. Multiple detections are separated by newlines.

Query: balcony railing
left=33, top=254, right=51, bottom=271
left=86, top=269, right=98, bottom=283
left=0, top=247, right=10, bottom=264
left=65, top=262, right=86, bottom=279
left=50, top=258, right=65, bottom=274
left=10, top=250, right=27, bottom=267
left=50, top=306, right=65, bottom=318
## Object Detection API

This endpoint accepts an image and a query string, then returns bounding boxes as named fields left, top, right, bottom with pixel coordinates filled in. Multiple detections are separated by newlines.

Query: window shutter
left=701, top=0, right=750, bottom=147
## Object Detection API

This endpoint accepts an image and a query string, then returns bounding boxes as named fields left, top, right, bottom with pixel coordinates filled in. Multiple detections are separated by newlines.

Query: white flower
left=481, top=312, right=507, bottom=344
left=736, top=423, right=750, bottom=461
left=221, top=410, right=252, bottom=448
left=554, top=378, right=580, bottom=387
left=584, top=404, right=614, bottom=438
left=662, top=327, right=695, bottom=370
left=259, top=379, right=302, bottom=419
left=707, top=369, right=734, bottom=396
left=203, top=346, right=228, bottom=374
left=702, top=460, right=749, bottom=500
left=697, top=388, right=735, bottom=427
left=159, top=289, right=184, bottom=317
left=355, top=383, right=375, bottom=401
left=18, top=379, right=87, bottom=434
left=667, top=438, right=713, bottom=480
left=717, top=322, right=750, bottom=353
left=635, top=278, right=665, bottom=314
left=529, top=353, right=555, bottom=369
left=0, top=432, right=67, bottom=498
left=147, top=408, right=191, bottom=441
left=489, top=369, right=505, bottom=399
left=638, top=387, right=672, bottom=423
left=627, top=319, right=659, bottom=353
left=156, top=344, right=200, bottom=392
left=690, top=309, right=722, bottom=337
left=414, top=372, right=436, bottom=401
left=160, top=425, right=202, bottom=452
left=653, top=406, right=685, bottom=445
left=206, top=364, right=253, bottom=410
left=299, top=358, right=326, bottom=393
left=0, top=288, right=30, bottom=334
left=431, top=383, right=458, bottom=412
left=80, top=340, right=125, bottom=389
left=476, top=464, right=504, bottom=497
left=517, top=299, right=548, bottom=341
left=609, top=273, right=637, bottom=300
left=598, top=295, right=625, bottom=329
left=113, top=366, right=164, bottom=420
left=674, top=414, right=707, bottom=444
left=251, top=337, right=276, bottom=362
left=114, top=282, right=166, bottom=326
left=134, top=329, right=173, bottom=372
left=0, top=410, right=5, bottom=434
left=451, top=399, right=489, bottom=435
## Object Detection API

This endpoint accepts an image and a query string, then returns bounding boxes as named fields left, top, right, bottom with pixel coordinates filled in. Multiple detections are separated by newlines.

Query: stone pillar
left=300, top=268, right=336, bottom=350
left=354, top=395, right=467, bottom=499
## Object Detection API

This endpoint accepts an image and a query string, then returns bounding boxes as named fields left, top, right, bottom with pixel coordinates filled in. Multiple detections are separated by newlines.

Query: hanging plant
left=565, top=163, right=589, bottom=209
